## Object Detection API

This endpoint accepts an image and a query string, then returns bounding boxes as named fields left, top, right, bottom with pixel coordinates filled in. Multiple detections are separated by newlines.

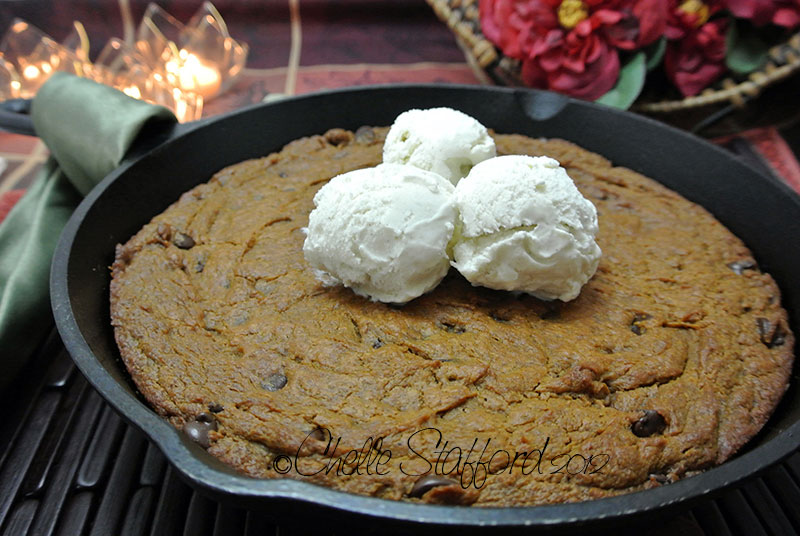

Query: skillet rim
left=49, top=83, right=800, bottom=529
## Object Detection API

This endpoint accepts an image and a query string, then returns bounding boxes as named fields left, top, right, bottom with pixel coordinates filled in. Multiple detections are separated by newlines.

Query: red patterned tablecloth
left=1, top=0, right=799, bottom=220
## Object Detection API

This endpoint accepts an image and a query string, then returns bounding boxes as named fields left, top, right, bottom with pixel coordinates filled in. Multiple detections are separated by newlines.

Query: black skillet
left=7, top=84, right=798, bottom=533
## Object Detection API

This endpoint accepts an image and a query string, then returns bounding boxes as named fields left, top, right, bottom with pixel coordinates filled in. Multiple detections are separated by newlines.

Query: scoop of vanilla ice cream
left=303, top=163, right=457, bottom=304
left=382, top=107, right=496, bottom=185
left=452, top=155, right=601, bottom=301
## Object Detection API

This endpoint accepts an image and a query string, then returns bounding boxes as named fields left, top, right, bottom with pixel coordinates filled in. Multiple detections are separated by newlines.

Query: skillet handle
left=0, top=94, right=200, bottom=164
left=0, top=98, right=35, bottom=136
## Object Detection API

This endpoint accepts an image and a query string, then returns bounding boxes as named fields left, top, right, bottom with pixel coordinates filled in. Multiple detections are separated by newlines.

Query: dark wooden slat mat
left=1, top=327, right=799, bottom=536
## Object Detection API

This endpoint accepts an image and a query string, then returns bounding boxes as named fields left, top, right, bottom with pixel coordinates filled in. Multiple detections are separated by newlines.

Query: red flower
left=727, top=0, right=800, bottom=28
left=667, top=0, right=724, bottom=38
left=665, top=0, right=728, bottom=97
left=480, top=0, right=667, bottom=100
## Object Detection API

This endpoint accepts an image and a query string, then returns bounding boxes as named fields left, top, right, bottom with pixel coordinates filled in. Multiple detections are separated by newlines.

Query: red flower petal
left=665, top=19, right=728, bottom=97
left=727, top=0, right=800, bottom=27
left=774, top=6, right=800, bottom=27
left=633, top=0, right=668, bottom=45
left=549, top=42, right=621, bottom=99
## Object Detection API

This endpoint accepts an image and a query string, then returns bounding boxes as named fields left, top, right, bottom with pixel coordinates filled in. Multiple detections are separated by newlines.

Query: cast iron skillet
left=29, top=84, right=800, bottom=532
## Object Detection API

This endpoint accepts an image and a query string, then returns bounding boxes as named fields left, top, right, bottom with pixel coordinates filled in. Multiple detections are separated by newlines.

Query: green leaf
left=726, top=19, right=769, bottom=75
left=595, top=52, right=646, bottom=110
left=645, top=37, right=667, bottom=71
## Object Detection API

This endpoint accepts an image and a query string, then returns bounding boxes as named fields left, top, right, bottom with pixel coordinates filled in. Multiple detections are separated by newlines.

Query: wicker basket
left=427, top=0, right=800, bottom=115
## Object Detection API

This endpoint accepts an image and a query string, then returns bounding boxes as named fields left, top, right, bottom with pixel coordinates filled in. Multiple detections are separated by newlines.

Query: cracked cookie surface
left=110, top=127, right=794, bottom=506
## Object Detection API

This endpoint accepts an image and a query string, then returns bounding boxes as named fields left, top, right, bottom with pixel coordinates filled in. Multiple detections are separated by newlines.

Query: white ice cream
left=451, top=155, right=601, bottom=301
left=303, top=163, right=457, bottom=304
left=382, top=107, right=496, bottom=185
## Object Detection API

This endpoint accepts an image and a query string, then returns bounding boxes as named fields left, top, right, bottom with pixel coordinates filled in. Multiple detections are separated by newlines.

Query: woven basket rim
left=426, top=0, right=800, bottom=113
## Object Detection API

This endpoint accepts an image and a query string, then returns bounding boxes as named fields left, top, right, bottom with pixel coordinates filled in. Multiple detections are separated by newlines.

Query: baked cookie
left=110, top=126, right=794, bottom=506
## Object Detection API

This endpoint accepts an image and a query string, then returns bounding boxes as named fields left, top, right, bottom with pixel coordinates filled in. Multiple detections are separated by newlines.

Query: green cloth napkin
left=0, top=72, right=175, bottom=391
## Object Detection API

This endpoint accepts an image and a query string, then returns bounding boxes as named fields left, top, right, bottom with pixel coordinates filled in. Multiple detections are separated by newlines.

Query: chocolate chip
left=757, top=318, right=787, bottom=348
left=632, top=410, right=667, bottom=437
left=208, top=403, right=223, bottom=413
left=631, top=313, right=651, bottom=335
left=354, top=126, right=375, bottom=143
left=182, top=414, right=218, bottom=448
left=173, top=232, right=196, bottom=249
left=196, top=412, right=216, bottom=424
left=183, top=422, right=211, bottom=448
left=372, top=339, right=384, bottom=349
left=409, top=475, right=458, bottom=498
left=324, top=128, right=352, bottom=146
left=489, top=311, right=510, bottom=322
left=727, top=259, right=758, bottom=275
left=262, top=372, right=287, bottom=391
left=772, top=329, right=788, bottom=347
left=439, top=321, right=466, bottom=334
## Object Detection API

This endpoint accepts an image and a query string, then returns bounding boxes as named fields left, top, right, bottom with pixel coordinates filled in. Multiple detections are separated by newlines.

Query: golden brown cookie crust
left=110, top=127, right=794, bottom=506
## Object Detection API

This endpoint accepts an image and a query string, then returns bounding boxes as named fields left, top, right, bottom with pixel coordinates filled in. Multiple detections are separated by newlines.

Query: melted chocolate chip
left=630, top=313, right=651, bottom=335
left=772, top=328, right=788, bottom=348
left=183, top=422, right=211, bottom=448
left=324, top=128, right=352, bottom=146
left=194, top=253, right=207, bottom=273
left=372, top=339, right=384, bottom=349
left=489, top=311, right=510, bottom=323
left=757, top=318, right=787, bottom=348
left=409, top=475, right=458, bottom=498
left=262, top=372, right=287, bottom=391
left=197, top=412, right=215, bottom=424
left=632, top=410, right=667, bottom=437
left=208, top=403, right=223, bottom=413
left=439, top=321, right=466, bottom=334
left=727, top=259, right=758, bottom=275
left=182, top=414, right=218, bottom=448
left=173, top=232, right=196, bottom=249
